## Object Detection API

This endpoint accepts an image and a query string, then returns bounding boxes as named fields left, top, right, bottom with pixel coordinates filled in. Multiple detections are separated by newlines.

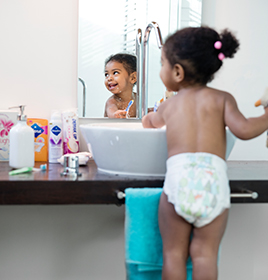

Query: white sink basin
left=80, top=122, right=236, bottom=176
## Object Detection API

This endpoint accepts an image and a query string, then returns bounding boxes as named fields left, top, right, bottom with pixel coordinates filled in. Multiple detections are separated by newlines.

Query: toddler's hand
left=113, top=110, right=127, bottom=118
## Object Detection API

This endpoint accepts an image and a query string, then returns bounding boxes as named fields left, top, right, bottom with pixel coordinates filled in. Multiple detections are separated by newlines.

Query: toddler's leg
left=159, top=192, right=192, bottom=280
left=190, top=209, right=229, bottom=280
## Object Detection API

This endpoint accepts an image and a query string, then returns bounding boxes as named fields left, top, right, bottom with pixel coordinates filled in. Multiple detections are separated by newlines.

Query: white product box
left=0, top=110, right=18, bottom=161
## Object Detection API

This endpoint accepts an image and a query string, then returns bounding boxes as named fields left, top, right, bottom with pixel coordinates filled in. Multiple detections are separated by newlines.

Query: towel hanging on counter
left=124, top=187, right=193, bottom=280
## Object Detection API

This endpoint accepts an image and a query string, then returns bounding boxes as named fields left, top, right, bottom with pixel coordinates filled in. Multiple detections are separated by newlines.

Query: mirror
left=77, top=0, right=202, bottom=118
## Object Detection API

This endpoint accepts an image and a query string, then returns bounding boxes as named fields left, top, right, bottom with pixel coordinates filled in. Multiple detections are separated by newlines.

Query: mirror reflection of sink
left=79, top=122, right=236, bottom=177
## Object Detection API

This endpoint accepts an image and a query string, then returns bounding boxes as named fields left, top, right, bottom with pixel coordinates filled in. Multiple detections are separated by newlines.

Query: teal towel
left=125, top=188, right=193, bottom=280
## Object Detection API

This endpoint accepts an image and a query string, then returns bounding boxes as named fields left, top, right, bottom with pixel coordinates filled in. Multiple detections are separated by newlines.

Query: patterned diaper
left=163, top=153, right=230, bottom=227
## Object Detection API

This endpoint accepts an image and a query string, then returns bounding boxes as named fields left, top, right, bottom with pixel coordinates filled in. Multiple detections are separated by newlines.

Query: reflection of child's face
left=105, top=61, right=133, bottom=95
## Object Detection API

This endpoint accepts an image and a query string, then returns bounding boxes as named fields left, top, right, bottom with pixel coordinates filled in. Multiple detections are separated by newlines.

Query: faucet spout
left=143, top=22, right=163, bottom=49
left=141, top=21, right=163, bottom=118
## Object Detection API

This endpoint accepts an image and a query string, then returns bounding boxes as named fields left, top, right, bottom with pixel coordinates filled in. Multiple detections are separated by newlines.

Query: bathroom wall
left=0, top=0, right=78, bottom=118
left=0, top=0, right=267, bottom=280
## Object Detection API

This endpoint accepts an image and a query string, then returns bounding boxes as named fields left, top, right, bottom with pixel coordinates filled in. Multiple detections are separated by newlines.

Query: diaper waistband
left=166, top=152, right=227, bottom=171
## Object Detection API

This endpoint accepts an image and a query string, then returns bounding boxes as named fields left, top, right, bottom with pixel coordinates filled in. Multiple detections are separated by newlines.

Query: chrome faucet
left=140, top=21, right=163, bottom=118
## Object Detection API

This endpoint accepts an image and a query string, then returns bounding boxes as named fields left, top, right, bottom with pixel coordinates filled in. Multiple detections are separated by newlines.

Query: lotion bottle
left=49, top=110, right=63, bottom=163
left=9, top=105, right=35, bottom=168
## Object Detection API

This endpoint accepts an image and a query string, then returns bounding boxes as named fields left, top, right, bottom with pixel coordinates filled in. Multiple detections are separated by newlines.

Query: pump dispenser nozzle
left=9, top=105, right=27, bottom=121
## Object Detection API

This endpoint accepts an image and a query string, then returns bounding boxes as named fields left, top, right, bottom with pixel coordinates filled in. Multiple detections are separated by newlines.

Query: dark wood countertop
left=0, top=160, right=268, bottom=205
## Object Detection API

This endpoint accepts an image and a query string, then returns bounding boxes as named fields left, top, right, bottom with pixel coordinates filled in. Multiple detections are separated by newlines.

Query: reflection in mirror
left=104, top=53, right=137, bottom=119
left=78, top=0, right=202, bottom=118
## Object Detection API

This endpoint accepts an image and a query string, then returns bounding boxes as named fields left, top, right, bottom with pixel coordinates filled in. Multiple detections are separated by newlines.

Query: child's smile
left=107, top=82, right=118, bottom=91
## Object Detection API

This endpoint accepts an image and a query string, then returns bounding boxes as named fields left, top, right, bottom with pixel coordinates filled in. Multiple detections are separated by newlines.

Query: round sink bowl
left=80, top=122, right=236, bottom=177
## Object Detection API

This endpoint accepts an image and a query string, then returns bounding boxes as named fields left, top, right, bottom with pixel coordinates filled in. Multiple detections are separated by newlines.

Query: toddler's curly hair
left=105, top=53, right=136, bottom=75
left=164, top=26, right=240, bottom=85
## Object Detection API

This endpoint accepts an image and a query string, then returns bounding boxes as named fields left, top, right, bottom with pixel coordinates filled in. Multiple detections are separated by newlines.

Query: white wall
left=0, top=0, right=78, bottom=119
left=0, top=1, right=268, bottom=279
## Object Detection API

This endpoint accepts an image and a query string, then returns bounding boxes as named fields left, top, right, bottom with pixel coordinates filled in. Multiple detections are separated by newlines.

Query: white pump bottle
left=9, top=105, right=35, bottom=168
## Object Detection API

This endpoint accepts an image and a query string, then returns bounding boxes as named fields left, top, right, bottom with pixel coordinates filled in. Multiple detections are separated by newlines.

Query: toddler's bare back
left=160, top=86, right=228, bottom=160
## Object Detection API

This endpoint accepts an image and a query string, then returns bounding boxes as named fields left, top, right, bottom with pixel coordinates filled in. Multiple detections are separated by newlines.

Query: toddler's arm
left=113, top=110, right=127, bottom=118
left=105, top=98, right=127, bottom=118
left=142, top=106, right=165, bottom=128
left=106, top=107, right=127, bottom=118
left=224, top=93, right=268, bottom=140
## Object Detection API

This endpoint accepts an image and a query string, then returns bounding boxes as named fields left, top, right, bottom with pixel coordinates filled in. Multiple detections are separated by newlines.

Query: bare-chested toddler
left=142, top=26, right=268, bottom=280
left=104, top=53, right=137, bottom=118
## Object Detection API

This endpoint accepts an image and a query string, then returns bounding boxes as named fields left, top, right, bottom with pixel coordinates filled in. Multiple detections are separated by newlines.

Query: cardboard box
left=0, top=111, right=18, bottom=161
left=27, top=118, right=48, bottom=162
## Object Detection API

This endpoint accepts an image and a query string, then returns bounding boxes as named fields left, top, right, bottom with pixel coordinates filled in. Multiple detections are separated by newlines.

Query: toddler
left=104, top=53, right=137, bottom=118
left=142, top=26, right=268, bottom=280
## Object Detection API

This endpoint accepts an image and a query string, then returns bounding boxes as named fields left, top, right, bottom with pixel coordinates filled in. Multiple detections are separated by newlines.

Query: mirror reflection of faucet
left=135, top=28, right=142, bottom=118
left=78, top=77, right=87, bottom=117
left=136, top=22, right=163, bottom=118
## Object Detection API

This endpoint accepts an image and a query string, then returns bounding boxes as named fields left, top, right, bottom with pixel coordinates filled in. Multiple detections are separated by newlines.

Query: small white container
left=9, top=106, right=34, bottom=168
left=49, top=111, right=63, bottom=163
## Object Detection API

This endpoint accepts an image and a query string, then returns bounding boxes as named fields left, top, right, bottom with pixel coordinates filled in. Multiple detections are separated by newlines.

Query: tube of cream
left=62, top=109, right=80, bottom=154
